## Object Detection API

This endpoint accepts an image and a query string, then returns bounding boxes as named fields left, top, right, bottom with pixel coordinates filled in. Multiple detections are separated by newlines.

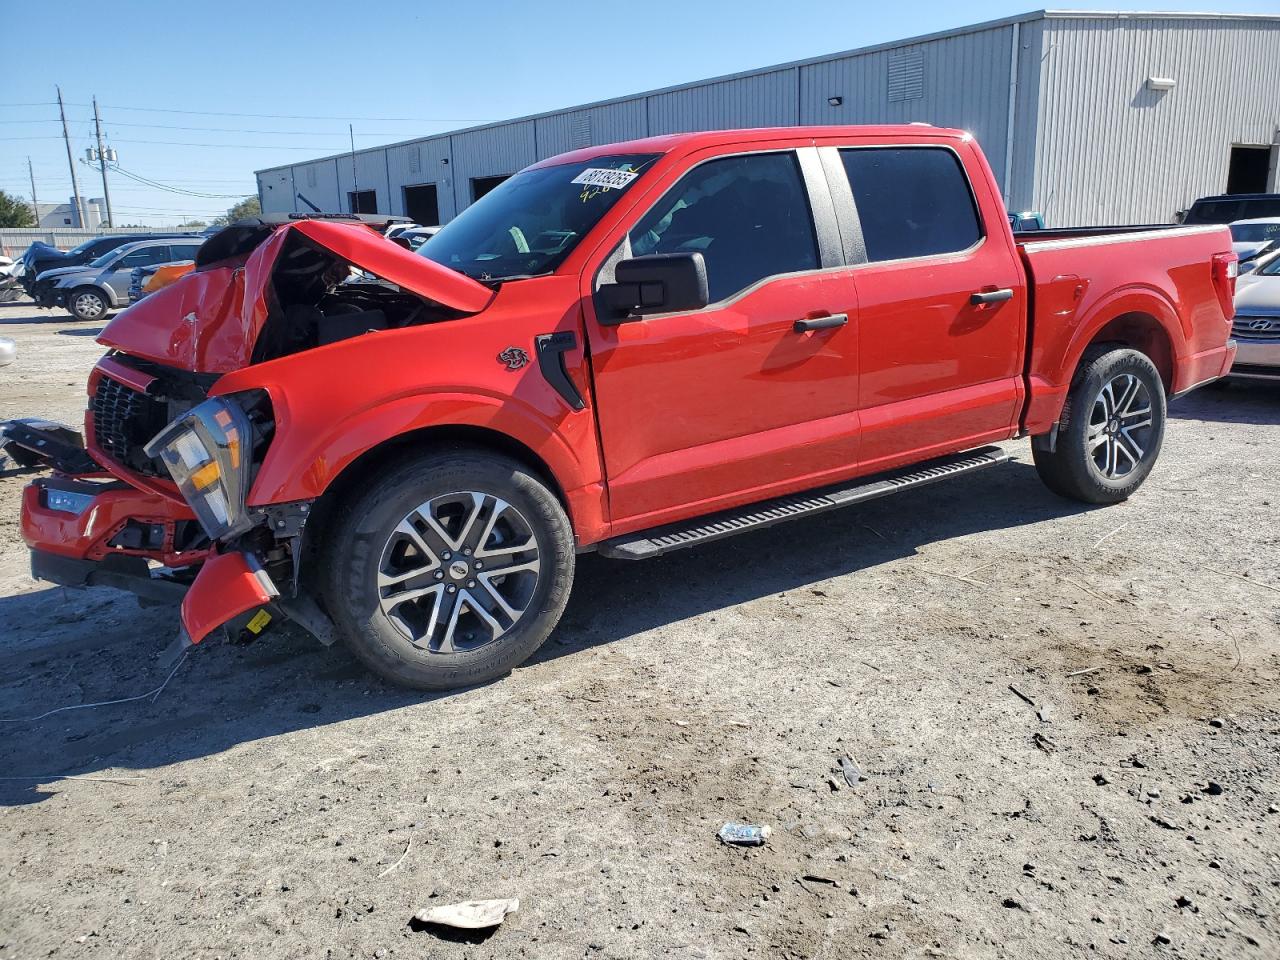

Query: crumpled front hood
left=97, top=219, right=493, bottom=373
left=36, top=264, right=94, bottom=283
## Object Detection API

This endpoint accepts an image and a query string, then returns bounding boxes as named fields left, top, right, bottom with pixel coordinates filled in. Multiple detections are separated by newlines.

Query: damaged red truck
left=4, top=126, right=1238, bottom=690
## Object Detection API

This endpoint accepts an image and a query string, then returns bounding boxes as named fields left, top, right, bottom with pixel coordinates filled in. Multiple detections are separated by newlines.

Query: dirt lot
left=0, top=301, right=1277, bottom=960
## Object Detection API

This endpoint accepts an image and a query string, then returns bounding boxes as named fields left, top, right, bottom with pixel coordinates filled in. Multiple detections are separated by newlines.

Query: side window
left=839, top=148, right=982, bottom=262
left=629, top=152, right=819, bottom=304
left=172, top=244, right=201, bottom=260
left=117, top=247, right=161, bottom=268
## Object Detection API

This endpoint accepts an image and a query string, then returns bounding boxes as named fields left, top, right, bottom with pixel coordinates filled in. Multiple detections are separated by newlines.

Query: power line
left=100, top=162, right=250, bottom=199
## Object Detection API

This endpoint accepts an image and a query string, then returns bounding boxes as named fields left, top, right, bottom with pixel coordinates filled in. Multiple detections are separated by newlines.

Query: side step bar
left=598, top=445, right=1011, bottom=560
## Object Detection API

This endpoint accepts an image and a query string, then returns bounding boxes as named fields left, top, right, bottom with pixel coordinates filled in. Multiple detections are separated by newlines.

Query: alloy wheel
left=1087, top=373, right=1153, bottom=479
left=73, top=291, right=105, bottom=319
left=376, top=491, right=541, bottom=654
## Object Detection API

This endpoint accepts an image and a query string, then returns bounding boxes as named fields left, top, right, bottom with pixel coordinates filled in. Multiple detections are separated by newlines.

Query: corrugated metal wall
left=1031, top=16, right=1280, bottom=225
left=256, top=14, right=1280, bottom=227
left=799, top=24, right=1020, bottom=188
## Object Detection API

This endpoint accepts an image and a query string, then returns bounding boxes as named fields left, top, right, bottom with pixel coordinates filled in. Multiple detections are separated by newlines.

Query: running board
left=597, top=445, right=1011, bottom=560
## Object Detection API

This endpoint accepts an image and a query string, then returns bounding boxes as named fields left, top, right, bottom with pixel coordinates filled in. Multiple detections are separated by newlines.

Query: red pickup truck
left=4, top=125, right=1238, bottom=690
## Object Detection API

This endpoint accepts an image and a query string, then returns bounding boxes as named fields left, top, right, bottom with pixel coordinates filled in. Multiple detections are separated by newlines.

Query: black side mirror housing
left=596, top=252, right=709, bottom=324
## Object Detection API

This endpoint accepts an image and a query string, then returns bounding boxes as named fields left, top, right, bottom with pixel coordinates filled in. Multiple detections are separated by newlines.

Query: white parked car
left=1229, top=248, right=1280, bottom=382
left=1229, top=217, right=1280, bottom=264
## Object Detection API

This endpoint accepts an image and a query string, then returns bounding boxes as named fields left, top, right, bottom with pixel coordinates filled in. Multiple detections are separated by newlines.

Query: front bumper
left=1229, top=337, right=1280, bottom=380
left=21, top=475, right=208, bottom=568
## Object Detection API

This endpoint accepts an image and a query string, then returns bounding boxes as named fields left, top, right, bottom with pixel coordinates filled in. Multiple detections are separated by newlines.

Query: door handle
left=969, top=288, right=1014, bottom=305
left=793, top=313, right=848, bottom=333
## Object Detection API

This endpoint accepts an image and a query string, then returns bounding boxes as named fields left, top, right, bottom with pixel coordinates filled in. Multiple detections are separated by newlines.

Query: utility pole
left=92, top=97, right=114, bottom=227
left=27, top=157, right=40, bottom=225
left=56, top=86, right=86, bottom=229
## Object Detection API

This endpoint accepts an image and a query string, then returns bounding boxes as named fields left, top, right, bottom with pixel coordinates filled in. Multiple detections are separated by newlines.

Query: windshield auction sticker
left=571, top=168, right=639, bottom=190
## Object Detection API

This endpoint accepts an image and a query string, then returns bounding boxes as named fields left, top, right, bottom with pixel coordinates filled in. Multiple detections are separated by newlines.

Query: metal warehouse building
left=256, top=10, right=1280, bottom=228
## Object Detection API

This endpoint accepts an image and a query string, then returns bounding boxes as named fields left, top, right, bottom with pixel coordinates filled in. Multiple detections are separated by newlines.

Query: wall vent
left=408, top=146, right=421, bottom=174
left=306, top=166, right=317, bottom=188
left=887, top=51, right=924, bottom=102
left=571, top=115, right=592, bottom=149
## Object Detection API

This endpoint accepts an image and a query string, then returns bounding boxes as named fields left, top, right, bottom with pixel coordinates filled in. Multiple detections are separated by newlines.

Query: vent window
left=306, top=166, right=317, bottom=188
left=408, top=146, right=421, bottom=174
left=571, top=115, right=592, bottom=149
left=887, top=51, right=924, bottom=102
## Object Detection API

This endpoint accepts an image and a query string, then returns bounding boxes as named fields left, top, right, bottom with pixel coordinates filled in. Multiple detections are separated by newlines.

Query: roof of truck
left=528, top=124, right=969, bottom=169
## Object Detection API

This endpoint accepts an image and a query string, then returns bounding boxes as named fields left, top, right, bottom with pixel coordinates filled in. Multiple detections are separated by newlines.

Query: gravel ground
left=0, top=301, right=1277, bottom=960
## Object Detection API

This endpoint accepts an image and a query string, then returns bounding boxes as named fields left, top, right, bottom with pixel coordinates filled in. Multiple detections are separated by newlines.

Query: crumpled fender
left=181, top=550, right=279, bottom=644
left=98, top=220, right=493, bottom=373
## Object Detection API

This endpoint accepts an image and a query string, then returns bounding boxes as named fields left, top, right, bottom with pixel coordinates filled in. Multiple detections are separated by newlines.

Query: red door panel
left=588, top=271, right=858, bottom=527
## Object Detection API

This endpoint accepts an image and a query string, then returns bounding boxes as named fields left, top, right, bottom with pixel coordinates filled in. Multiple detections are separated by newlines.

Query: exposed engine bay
left=253, top=231, right=466, bottom=363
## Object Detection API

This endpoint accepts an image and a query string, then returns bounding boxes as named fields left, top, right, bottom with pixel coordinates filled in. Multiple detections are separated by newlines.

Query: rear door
left=818, top=137, right=1026, bottom=472
left=582, top=144, right=860, bottom=531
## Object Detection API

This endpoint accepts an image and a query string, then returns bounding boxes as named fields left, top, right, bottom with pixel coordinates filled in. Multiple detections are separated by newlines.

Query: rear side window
left=629, top=152, right=819, bottom=303
left=172, top=244, right=202, bottom=260
left=839, top=147, right=982, bottom=262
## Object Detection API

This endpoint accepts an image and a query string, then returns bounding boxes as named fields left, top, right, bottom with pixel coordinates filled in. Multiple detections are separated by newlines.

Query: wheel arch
left=304, top=423, right=582, bottom=554
left=1082, top=311, right=1175, bottom=392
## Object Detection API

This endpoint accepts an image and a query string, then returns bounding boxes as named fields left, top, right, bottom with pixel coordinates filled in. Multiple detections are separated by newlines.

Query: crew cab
left=3, top=126, right=1238, bottom=690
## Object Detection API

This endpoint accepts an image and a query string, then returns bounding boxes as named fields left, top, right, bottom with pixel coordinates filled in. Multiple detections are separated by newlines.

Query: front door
left=583, top=146, right=860, bottom=532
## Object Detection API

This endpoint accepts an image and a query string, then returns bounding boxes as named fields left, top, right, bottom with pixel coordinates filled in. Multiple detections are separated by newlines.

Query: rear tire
left=323, top=448, right=574, bottom=690
left=69, top=286, right=108, bottom=322
left=1032, top=346, right=1166, bottom=504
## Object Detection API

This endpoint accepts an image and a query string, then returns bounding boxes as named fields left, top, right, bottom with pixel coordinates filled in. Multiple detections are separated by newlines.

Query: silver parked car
left=36, top=237, right=204, bottom=321
left=1230, top=249, right=1280, bottom=382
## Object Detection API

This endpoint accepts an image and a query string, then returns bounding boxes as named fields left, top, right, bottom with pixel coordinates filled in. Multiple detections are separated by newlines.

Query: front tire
left=1032, top=346, right=1166, bottom=504
left=69, top=286, right=109, bottom=322
left=323, top=449, right=574, bottom=690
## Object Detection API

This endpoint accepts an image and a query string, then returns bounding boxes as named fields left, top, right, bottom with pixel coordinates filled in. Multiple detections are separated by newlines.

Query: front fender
left=209, top=294, right=607, bottom=541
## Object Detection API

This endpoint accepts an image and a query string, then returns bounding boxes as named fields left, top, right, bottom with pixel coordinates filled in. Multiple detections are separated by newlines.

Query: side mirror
left=596, top=253, right=709, bottom=324
left=389, top=235, right=414, bottom=251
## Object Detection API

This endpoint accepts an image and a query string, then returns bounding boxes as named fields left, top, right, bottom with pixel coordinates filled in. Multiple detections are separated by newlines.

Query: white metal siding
left=450, top=121, right=538, bottom=213
left=535, top=100, right=648, bottom=159
left=799, top=26, right=1018, bottom=187
left=386, top=137, right=457, bottom=220
left=1032, top=16, right=1280, bottom=225
left=290, top=159, right=342, bottom=213
left=647, top=69, right=799, bottom=134
left=255, top=13, right=1280, bottom=228
left=336, top=150, right=391, bottom=213
left=258, top=169, right=294, bottom=214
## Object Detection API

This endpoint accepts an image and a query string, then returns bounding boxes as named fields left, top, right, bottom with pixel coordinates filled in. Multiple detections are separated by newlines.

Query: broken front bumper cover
left=1, top=419, right=100, bottom=474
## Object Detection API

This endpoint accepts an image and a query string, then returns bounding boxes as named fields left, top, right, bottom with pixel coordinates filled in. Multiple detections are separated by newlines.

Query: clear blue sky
left=3, top=1, right=1275, bottom=225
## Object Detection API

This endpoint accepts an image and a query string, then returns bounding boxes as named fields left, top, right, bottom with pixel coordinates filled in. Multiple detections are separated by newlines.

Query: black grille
left=90, top=374, right=171, bottom=476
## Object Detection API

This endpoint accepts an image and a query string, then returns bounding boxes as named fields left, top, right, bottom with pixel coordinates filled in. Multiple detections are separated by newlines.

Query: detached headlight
left=144, top=396, right=257, bottom=540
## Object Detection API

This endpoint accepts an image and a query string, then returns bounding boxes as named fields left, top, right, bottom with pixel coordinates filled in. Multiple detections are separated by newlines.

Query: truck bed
left=1015, top=223, right=1236, bottom=435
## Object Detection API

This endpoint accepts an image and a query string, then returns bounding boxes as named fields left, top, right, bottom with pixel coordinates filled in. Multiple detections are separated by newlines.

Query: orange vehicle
left=129, top=261, right=196, bottom=303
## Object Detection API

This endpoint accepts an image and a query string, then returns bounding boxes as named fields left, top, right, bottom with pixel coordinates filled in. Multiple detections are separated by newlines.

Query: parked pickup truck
left=3, top=126, right=1238, bottom=690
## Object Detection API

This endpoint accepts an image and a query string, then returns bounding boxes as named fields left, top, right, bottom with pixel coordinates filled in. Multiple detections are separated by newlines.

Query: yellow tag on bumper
left=245, top=609, right=273, bottom=634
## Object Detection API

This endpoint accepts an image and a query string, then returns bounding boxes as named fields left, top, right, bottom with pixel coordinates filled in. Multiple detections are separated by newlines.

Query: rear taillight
left=1211, top=252, right=1238, bottom=323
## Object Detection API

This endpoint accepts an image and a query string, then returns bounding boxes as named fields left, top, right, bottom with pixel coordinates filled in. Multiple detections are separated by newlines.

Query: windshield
left=67, top=239, right=100, bottom=256
left=1230, top=222, right=1280, bottom=242
left=418, top=154, right=658, bottom=281
left=1259, top=252, right=1280, bottom=277
left=88, top=249, right=121, bottom=268
left=1186, top=198, right=1280, bottom=224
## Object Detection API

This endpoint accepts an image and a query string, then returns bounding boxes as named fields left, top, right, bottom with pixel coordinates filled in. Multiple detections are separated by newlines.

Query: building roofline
left=255, top=9, right=1280, bottom=176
